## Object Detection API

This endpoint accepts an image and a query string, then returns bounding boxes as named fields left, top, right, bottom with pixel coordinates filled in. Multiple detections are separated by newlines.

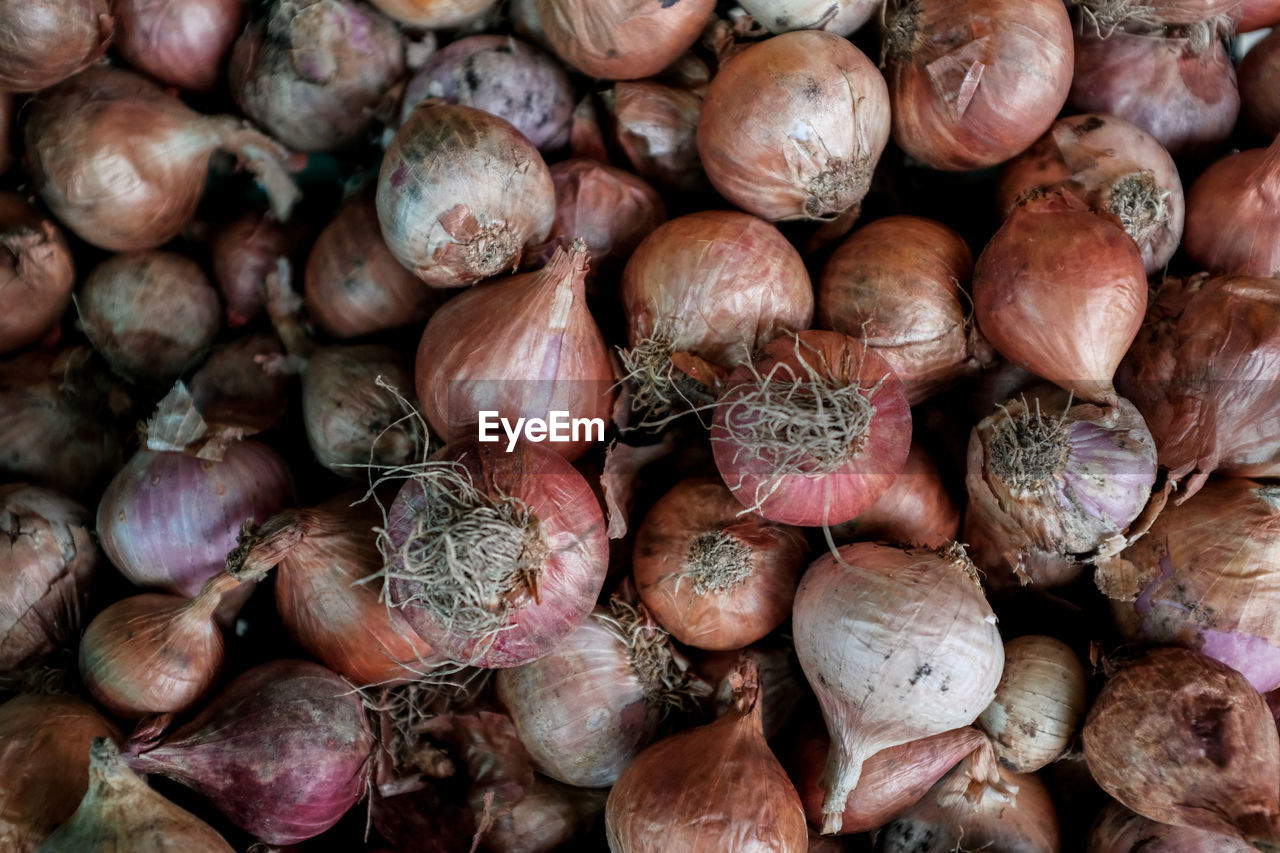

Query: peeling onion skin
left=377, top=102, right=555, bottom=288
left=367, top=0, right=496, bottom=27
left=1183, top=140, right=1280, bottom=279
left=882, top=0, right=1074, bottom=171
left=1240, top=28, right=1280, bottom=138
left=116, top=0, right=244, bottom=92
left=0, top=193, right=76, bottom=357
left=1088, top=801, right=1264, bottom=853
left=1082, top=647, right=1280, bottom=847
left=0, top=0, right=113, bottom=93
left=697, top=30, right=890, bottom=222
left=737, top=0, right=879, bottom=35
left=534, top=0, right=716, bottom=82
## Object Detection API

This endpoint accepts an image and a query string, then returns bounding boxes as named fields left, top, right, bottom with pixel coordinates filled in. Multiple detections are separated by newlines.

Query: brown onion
left=366, top=0, right=497, bottom=27
left=605, top=659, right=808, bottom=852
left=973, top=190, right=1147, bottom=405
left=603, top=80, right=705, bottom=193
left=1241, top=29, right=1280, bottom=137
left=1083, top=647, right=1280, bottom=847
left=210, top=211, right=299, bottom=328
left=829, top=442, right=961, bottom=549
left=1089, top=801, right=1263, bottom=853
left=535, top=0, right=715, bottom=81
left=698, top=30, right=890, bottom=222
left=415, top=242, right=614, bottom=461
left=700, top=643, right=803, bottom=740
left=882, top=0, right=1073, bottom=170
left=26, top=66, right=298, bottom=252
left=817, top=215, right=984, bottom=404
left=0, top=193, right=75, bottom=357
left=115, top=0, right=244, bottom=92
left=737, top=0, right=878, bottom=35
left=1069, top=23, right=1239, bottom=160
left=1240, top=0, right=1280, bottom=28
left=632, top=477, right=806, bottom=650
left=78, top=250, right=222, bottom=384
left=1183, top=137, right=1280, bottom=278
left=997, top=114, right=1184, bottom=276
left=0, top=0, right=112, bottom=93
left=377, top=102, right=554, bottom=288
left=794, top=543, right=1004, bottom=833
left=229, top=0, right=405, bottom=152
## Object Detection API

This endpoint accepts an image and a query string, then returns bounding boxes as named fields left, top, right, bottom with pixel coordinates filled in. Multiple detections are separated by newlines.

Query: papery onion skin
left=996, top=114, right=1185, bottom=277
left=817, top=215, right=982, bottom=404
left=632, top=477, right=807, bottom=650
left=1183, top=140, right=1280, bottom=278
left=1240, top=29, right=1280, bottom=137
left=0, top=695, right=119, bottom=853
left=0, top=0, right=113, bottom=93
left=793, top=543, right=1003, bottom=833
left=697, top=30, right=890, bottom=221
left=1076, top=0, right=1242, bottom=26
left=97, top=440, right=295, bottom=597
left=829, top=442, right=961, bottom=549
left=123, top=659, right=374, bottom=845
left=0, top=193, right=76, bottom=357
left=1088, top=801, right=1262, bottom=853
left=229, top=0, right=405, bottom=153
left=377, top=102, right=555, bottom=288
left=603, top=80, right=705, bottom=193
left=366, top=0, right=496, bottom=27
left=882, top=0, right=1073, bottom=171
left=116, top=0, right=244, bottom=92
left=210, top=211, right=296, bottom=328
left=737, top=0, right=879, bottom=35
left=534, top=0, right=715, bottom=81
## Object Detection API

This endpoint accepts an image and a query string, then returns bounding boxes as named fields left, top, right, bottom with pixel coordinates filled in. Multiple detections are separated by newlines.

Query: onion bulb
left=829, top=442, right=961, bottom=549
left=115, top=0, right=244, bottom=92
left=603, top=80, right=705, bottom=193
left=698, top=30, right=890, bottom=222
left=535, top=0, right=715, bottom=81
left=210, top=211, right=298, bottom=329
left=737, top=0, right=878, bottom=35
left=1089, top=801, right=1263, bottom=853
left=793, top=542, right=1003, bottom=833
left=1240, top=28, right=1280, bottom=138
left=1075, top=0, right=1242, bottom=27
left=366, top=0, right=497, bottom=28
left=0, top=193, right=75, bottom=357
left=0, top=0, right=112, bottom=93
left=1240, top=0, right=1280, bottom=29
left=1183, top=136, right=1280, bottom=279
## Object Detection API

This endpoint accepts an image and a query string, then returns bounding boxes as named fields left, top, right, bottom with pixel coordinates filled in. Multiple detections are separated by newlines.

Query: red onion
left=210, top=211, right=298, bottom=328
left=367, top=0, right=497, bottom=27
left=737, top=0, right=878, bottom=35
left=382, top=438, right=608, bottom=668
left=1069, top=23, right=1239, bottom=160
left=229, top=0, right=405, bottom=152
left=97, top=439, right=295, bottom=597
left=25, top=66, right=299, bottom=252
left=123, top=659, right=373, bottom=845
left=1240, top=0, right=1280, bottom=28
left=0, top=0, right=112, bottom=92
left=1089, top=801, right=1263, bottom=852
left=711, top=331, right=912, bottom=527
left=830, top=442, right=961, bottom=549
left=698, top=31, right=889, bottom=222
left=115, top=0, right=244, bottom=92
left=1183, top=137, right=1280, bottom=278
left=535, top=0, right=716, bottom=81
left=793, top=543, right=1003, bottom=833
left=882, top=0, right=1074, bottom=170
left=377, top=102, right=555, bottom=288
left=0, top=193, right=76, bottom=357
left=603, top=80, right=705, bottom=193
left=1240, top=28, right=1280, bottom=137
left=997, top=114, right=1184, bottom=276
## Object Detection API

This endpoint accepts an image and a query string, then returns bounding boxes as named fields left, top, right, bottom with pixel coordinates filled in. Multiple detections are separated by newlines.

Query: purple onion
left=122, top=659, right=374, bottom=844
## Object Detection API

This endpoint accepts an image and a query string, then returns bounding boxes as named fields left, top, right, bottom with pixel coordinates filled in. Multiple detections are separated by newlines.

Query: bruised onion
left=123, top=659, right=374, bottom=844
left=793, top=543, right=1003, bottom=833
left=631, top=477, right=807, bottom=650
left=382, top=438, right=608, bottom=668
left=415, top=243, right=614, bottom=461
left=1089, top=801, right=1263, bottom=853
left=830, top=442, right=961, bottom=549
left=882, top=0, right=1073, bottom=170
left=210, top=211, right=298, bottom=328
left=0, top=193, right=75, bottom=357
left=229, top=0, right=405, bottom=152
left=366, top=0, right=497, bottom=27
left=737, top=0, right=878, bottom=35
left=698, top=30, right=890, bottom=221
left=377, top=102, right=554, bottom=288
left=603, top=80, right=705, bottom=193
left=711, top=331, right=911, bottom=527
left=115, top=0, right=244, bottom=92
left=0, top=0, right=112, bottom=92
left=973, top=190, right=1147, bottom=405
left=1183, top=137, right=1280, bottom=278
left=1241, top=29, right=1280, bottom=138
left=535, top=0, right=715, bottom=81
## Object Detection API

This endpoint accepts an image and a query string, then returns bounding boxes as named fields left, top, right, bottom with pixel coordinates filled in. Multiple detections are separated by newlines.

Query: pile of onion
left=115, top=0, right=244, bottom=92
left=0, top=0, right=112, bottom=92
left=534, top=0, right=715, bottom=81
left=1183, top=135, right=1280, bottom=278
left=0, top=193, right=75, bottom=357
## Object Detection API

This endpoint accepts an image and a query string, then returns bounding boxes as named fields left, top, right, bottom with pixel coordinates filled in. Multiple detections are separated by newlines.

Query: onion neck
left=186, top=572, right=246, bottom=622
left=226, top=511, right=308, bottom=580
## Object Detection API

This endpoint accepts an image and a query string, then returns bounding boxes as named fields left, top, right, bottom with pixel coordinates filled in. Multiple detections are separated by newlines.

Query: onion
left=210, top=211, right=298, bottom=328
left=736, top=0, right=878, bottom=35
left=304, top=191, right=439, bottom=338
left=711, top=331, right=912, bottom=527
left=605, top=659, right=808, bottom=852
left=377, top=102, right=555, bottom=288
left=1076, top=0, right=1242, bottom=26
left=26, top=66, right=298, bottom=252
left=1069, top=23, right=1239, bottom=160
left=123, top=659, right=374, bottom=844
left=382, top=438, right=608, bottom=668
left=415, top=242, right=615, bottom=461
left=400, top=35, right=573, bottom=153
left=793, top=542, right=1004, bottom=833
left=0, top=695, right=118, bottom=852
left=631, top=477, right=807, bottom=650
left=0, top=193, right=75, bottom=357
left=697, top=30, right=890, bottom=222
left=817, top=215, right=985, bottom=404
left=973, top=189, right=1147, bottom=405
left=603, top=80, right=705, bottom=193
left=0, top=93, right=12, bottom=175
left=1089, top=801, right=1264, bottom=853
left=534, top=0, right=715, bottom=81
left=41, top=739, right=233, bottom=853
left=1183, top=137, right=1280, bottom=278
left=700, top=643, right=803, bottom=740
left=829, top=442, right=961, bottom=549
left=97, top=439, right=295, bottom=597
left=229, top=0, right=405, bottom=153
left=495, top=600, right=706, bottom=787
left=115, top=0, right=244, bottom=92
left=1096, top=478, right=1280, bottom=693
left=619, top=209, right=813, bottom=423
left=366, top=0, right=497, bottom=27
left=882, top=0, right=1073, bottom=171
left=0, top=0, right=112, bottom=92
left=1083, top=647, right=1280, bottom=847
left=997, top=114, right=1184, bottom=276
left=1240, top=29, right=1280, bottom=137
left=77, top=250, right=222, bottom=384
left=1240, top=0, right=1280, bottom=28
